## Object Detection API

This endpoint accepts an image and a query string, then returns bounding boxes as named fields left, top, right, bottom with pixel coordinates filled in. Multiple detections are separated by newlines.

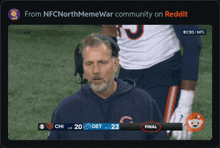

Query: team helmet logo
left=186, top=113, right=205, bottom=132
left=8, top=8, right=20, bottom=20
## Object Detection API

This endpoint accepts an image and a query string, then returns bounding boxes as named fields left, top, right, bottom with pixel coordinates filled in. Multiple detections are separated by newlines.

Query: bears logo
left=46, top=123, right=54, bottom=130
left=120, top=116, right=133, bottom=123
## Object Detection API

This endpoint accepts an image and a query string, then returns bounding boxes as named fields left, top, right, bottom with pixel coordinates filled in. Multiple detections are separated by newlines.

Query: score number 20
left=111, top=124, right=119, bottom=130
left=74, top=124, right=83, bottom=130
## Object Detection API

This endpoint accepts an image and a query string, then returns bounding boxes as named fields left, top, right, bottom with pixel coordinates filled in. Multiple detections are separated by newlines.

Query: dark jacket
left=47, top=78, right=169, bottom=140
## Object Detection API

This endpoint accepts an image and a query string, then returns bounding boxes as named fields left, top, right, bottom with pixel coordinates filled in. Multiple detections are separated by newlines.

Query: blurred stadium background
left=8, top=25, right=212, bottom=140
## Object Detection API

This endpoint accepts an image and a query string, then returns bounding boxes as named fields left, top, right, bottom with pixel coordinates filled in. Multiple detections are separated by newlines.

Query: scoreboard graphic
left=38, top=121, right=182, bottom=132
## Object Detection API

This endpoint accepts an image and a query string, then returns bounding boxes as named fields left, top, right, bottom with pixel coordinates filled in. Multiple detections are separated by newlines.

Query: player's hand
left=169, top=106, right=193, bottom=140
left=168, top=89, right=195, bottom=140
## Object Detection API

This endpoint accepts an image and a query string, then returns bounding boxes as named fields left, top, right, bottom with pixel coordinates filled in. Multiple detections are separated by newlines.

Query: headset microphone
left=80, top=79, right=88, bottom=84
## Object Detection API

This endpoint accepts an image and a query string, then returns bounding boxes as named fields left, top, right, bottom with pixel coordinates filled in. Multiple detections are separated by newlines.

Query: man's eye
left=100, top=61, right=107, bottom=64
left=86, top=63, right=92, bottom=65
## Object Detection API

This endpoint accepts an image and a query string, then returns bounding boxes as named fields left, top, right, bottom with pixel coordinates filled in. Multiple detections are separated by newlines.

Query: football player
left=101, top=25, right=202, bottom=140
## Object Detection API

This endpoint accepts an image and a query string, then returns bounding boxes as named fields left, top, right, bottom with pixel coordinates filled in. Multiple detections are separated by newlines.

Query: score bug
left=74, top=123, right=83, bottom=130
left=111, top=124, right=119, bottom=130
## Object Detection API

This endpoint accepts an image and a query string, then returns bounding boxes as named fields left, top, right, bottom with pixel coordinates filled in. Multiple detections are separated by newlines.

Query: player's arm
left=174, top=25, right=202, bottom=105
left=173, top=25, right=202, bottom=90
left=169, top=25, right=202, bottom=140
left=101, top=25, right=117, bottom=37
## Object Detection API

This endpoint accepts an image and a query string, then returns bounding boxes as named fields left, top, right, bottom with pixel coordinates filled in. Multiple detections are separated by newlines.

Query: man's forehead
left=83, top=44, right=112, bottom=57
left=84, top=43, right=109, bottom=50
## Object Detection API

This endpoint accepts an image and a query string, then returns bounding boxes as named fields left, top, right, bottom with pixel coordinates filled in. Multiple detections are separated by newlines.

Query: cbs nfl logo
left=38, top=123, right=46, bottom=130
left=8, top=8, right=20, bottom=20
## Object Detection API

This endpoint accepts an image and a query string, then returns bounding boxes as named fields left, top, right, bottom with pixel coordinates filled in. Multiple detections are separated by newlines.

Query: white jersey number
left=117, top=25, right=144, bottom=40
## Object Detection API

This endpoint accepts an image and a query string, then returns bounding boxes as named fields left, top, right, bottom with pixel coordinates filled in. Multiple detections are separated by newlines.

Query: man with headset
left=47, top=33, right=168, bottom=140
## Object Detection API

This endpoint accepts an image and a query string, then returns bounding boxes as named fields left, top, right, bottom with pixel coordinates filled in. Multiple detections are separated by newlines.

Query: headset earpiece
left=96, top=35, right=120, bottom=57
left=74, top=43, right=83, bottom=79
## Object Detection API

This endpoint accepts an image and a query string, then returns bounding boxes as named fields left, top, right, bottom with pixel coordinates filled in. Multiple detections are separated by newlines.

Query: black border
left=1, top=0, right=220, bottom=148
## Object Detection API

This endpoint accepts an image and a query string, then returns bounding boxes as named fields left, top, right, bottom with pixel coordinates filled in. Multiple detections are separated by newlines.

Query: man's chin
left=90, top=82, right=102, bottom=87
left=91, top=84, right=107, bottom=93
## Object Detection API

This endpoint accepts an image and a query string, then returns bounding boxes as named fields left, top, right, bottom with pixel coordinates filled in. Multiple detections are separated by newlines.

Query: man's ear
left=113, top=57, right=119, bottom=72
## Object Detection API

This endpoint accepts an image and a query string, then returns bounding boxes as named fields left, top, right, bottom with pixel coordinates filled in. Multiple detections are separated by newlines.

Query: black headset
left=74, top=35, right=120, bottom=84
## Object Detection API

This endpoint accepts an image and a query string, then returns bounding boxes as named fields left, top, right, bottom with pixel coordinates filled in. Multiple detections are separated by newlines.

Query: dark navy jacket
left=47, top=78, right=169, bottom=140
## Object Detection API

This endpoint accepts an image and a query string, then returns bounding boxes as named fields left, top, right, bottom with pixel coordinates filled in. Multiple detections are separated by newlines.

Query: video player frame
left=2, top=0, right=219, bottom=148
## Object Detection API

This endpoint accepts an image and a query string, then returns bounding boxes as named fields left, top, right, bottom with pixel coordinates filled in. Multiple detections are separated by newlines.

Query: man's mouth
left=93, top=78, right=101, bottom=80
left=93, top=78, right=102, bottom=82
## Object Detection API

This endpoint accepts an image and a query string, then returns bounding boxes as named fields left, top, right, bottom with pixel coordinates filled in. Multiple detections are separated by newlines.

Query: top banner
left=2, top=1, right=219, bottom=25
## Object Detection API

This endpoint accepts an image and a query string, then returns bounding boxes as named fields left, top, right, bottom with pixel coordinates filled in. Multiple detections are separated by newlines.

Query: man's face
left=83, top=43, right=119, bottom=93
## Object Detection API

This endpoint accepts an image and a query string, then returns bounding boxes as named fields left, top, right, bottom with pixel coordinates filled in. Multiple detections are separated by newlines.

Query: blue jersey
left=47, top=78, right=168, bottom=140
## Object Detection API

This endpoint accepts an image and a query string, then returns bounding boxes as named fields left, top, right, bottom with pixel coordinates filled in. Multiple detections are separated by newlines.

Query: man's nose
left=93, top=63, right=100, bottom=74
